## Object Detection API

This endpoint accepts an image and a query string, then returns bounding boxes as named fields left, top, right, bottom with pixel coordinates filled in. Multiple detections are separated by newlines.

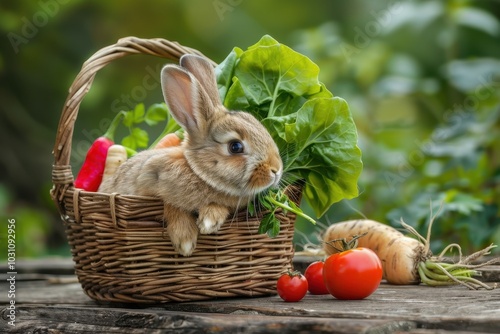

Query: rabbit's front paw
left=197, top=205, right=230, bottom=234
left=165, top=205, right=199, bottom=256
left=172, top=233, right=197, bottom=257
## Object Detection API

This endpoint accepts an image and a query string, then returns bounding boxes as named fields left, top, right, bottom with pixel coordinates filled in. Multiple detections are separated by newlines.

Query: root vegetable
left=323, top=215, right=499, bottom=290
left=100, top=145, right=128, bottom=186
left=153, top=132, right=182, bottom=149
left=324, top=219, right=428, bottom=285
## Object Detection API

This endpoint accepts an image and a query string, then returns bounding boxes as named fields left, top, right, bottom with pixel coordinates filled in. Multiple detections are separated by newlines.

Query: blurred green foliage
left=0, top=0, right=498, bottom=258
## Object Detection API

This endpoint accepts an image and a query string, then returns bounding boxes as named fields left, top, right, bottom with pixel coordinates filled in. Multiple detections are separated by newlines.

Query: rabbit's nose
left=270, top=167, right=282, bottom=186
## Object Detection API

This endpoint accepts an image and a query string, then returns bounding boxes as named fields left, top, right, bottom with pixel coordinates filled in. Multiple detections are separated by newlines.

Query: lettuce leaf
left=216, top=35, right=363, bottom=218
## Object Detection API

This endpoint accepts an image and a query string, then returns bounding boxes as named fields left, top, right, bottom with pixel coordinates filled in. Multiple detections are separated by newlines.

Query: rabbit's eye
left=228, top=140, right=244, bottom=154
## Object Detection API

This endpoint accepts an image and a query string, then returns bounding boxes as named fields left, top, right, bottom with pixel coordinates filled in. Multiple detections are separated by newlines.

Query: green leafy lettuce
left=216, top=35, right=362, bottom=223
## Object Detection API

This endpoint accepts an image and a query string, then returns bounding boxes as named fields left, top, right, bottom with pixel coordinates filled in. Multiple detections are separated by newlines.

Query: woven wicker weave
left=50, top=37, right=300, bottom=303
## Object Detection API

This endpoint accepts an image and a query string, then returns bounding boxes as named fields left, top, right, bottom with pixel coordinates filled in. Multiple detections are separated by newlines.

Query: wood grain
left=1, top=257, right=499, bottom=333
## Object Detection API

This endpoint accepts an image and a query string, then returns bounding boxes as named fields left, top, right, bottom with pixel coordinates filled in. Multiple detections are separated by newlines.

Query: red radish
left=74, top=136, right=114, bottom=191
left=74, top=113, right=123, bottom=191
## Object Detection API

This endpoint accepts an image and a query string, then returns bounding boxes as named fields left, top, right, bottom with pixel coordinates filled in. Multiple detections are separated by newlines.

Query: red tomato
left=276, top=271, right=308, bottom=302
left=304, top=261, right=329, bottom=295
left=323, top=248, right=382, bottom=300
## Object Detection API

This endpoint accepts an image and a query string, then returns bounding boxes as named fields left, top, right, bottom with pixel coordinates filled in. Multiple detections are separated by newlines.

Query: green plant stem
left=148, top=122, right=181, bottom=149
left=417, top=262, right=477, bottom=289
left=402, top=207, right=498, bottom=290
left=417, top=263, right=462, bottom=287
left=420, top=262, right=470, bottom=282
left=418, top=260, right=493, bottom=290
left=124, top=146, right=137, bottom=157
left=103, top=111, right=126, bottom=141
left=265, top=194, right=317, bottom=225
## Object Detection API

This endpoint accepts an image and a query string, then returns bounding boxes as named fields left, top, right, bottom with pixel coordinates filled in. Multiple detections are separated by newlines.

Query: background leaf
left=123, top=103, right=145, bottom=127
left=121, top=127, right=149, bottom=150
left=454, top=7, right=500, bottom=36
left=285, top=97, right=362, bottom=217
left=145, top=103, right=169, bottom=126
left=232, top=35, right=322, bottom=117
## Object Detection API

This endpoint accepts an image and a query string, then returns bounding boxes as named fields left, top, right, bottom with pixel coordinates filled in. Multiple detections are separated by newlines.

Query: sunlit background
left=1, top=0, right=499, bottom=258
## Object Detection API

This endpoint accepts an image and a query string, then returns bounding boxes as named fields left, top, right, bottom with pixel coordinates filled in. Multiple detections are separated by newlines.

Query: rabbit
left=98, top=54, right=283, bottom=256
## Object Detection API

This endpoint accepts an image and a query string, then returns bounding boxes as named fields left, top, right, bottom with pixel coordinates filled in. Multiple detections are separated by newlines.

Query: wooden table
left=1, top=258, right=499, bottom=333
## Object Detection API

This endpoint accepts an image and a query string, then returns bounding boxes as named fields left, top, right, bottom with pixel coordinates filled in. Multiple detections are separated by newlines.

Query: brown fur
left=99, top=55, right=282, bottom=256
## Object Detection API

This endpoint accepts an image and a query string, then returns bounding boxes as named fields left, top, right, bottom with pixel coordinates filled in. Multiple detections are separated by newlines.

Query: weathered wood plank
left=0, top=257, right=75, bottom=275
left=2, top=257, right=500, bottom=333
left=2, top=305, right=417, bottom=334
left=2, top=280, right=500, bottom=333
left=5, top=280, right=500, bottom=320
left=156, top=283, right=500, bottom=318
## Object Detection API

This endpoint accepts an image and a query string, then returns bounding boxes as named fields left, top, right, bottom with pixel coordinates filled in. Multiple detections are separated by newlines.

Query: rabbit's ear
left=179, top=55, right=221, bottom=108
left=161, top=65, right=213, bottom=136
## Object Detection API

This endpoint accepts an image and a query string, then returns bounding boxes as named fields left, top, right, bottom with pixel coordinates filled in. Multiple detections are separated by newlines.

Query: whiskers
left=226, top=137, right=322, bottom=230
left=226, top=184, right=263, bottom=229
left=277, top=173, right=301, bottom=202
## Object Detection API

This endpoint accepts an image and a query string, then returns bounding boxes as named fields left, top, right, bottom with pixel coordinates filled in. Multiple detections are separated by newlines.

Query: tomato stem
left=324, top=232, right=368, bottom=252
left=287, top=270, right=303, bottom=277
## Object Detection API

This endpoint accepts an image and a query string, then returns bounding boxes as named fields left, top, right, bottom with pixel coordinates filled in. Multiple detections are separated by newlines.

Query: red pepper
left=74, top=112, right=124, bottom=191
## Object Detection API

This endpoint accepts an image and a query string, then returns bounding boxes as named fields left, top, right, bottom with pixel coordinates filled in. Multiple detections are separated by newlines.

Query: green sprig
left=258, top=188, right=316, bottom=238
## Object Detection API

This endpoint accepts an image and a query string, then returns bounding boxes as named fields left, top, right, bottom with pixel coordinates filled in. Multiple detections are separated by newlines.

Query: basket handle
left=52, top=36, right=214, bottom=168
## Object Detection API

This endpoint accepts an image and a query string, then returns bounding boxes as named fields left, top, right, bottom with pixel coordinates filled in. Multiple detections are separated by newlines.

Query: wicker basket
left=50, top=37, right=300, bottom=303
